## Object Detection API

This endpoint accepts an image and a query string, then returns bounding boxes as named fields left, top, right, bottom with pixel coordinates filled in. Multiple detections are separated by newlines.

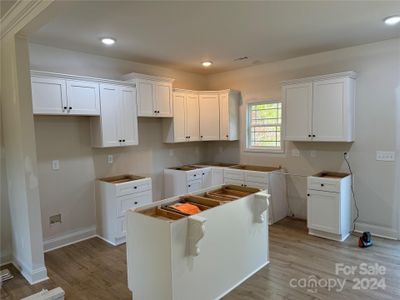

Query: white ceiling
left=29, top=1, right=400, bottom=74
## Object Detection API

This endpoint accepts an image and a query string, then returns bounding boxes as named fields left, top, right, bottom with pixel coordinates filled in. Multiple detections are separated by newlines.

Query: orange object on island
left=170, top=203, right=201, bottom=215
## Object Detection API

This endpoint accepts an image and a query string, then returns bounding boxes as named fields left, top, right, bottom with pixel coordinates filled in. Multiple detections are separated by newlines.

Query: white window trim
left=245, top=99, right=285, bottom=154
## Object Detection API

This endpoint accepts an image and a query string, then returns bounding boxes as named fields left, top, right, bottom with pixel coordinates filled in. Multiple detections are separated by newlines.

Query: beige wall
left=29, top=44, right=208, bottom=245
left=206, top=38, right=400, bottom=237
left=1, top=118, right=12, bottom=264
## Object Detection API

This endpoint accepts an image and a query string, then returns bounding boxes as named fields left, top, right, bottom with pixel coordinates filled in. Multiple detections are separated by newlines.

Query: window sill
left=244, top=147, right=285, bottom=154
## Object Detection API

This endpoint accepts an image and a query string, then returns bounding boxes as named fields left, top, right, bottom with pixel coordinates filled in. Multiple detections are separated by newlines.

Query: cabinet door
left=312, top=78, right=346, bottom=141
left=137, top=80, right=155, bottom=116
left=31, top=76, right=67, bottom=114
left=172, top=93, right=187, bottom=142
left=187, top=179, right=203, bottom=193
left=120, top=87, right=139, bottom=146
left=155, top=82, right=173, bottom=117
left=219, top=92, right=230, bottom=140
left=283, top=83, right=312, bottom=141
left=66, top=80, right=100, bottom=115
left=185, top=93, right=200, bottom=141
left=98, top=84, right=121, bottom=147
left=307, top=190, right=340, bottom=234
left=200, top=168, right=212, bottom=188
left=199, top=93, right=220, bottom=140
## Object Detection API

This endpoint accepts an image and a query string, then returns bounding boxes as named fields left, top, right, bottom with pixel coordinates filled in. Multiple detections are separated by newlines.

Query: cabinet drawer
left=245, top=171, right=269, bottom=184
left=116, top=179, right=151, bottom=197
left=187, top=179, right=203, bottom=193
left=224, top=169, right=245, bottom=181
left=308, top=177, right=340, bottom=193
left=187, top=170, right=202, bottom=181
left=115, top=217, right=126, bottom=238
left=117, top=191, right=152, bottom=218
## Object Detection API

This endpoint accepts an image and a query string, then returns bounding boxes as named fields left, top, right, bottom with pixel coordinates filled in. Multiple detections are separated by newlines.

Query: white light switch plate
left=376, top=151, right=395, bottom=161
left=107, top=155, right=113, bottom=164
left=52, top=160, right=60, bottom=170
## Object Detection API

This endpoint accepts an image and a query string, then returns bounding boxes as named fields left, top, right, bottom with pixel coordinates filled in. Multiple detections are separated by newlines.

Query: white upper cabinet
left=120, top=86, right=139, bottom=145
left=283, top=82, right=313, bottom=141
left=283, top=72, right=356, bottom=142
left=155, top=82, right=173, bottom=117
left=91, top=84, right=138, bottom=148
left=31, top=76, right=67, bottom=114
left=163, top=89, right=240, bottom=143
left=312, top=77, right=354, bottom=141
left=219, top=90, right=240, bottom=141
left=123, top=72, right=174, bottom=117
left=185, top=93, right=200, bottom=141
left=162, top=90, right=199, bottom=143
left=31, top=72, right=101, bottom=116
left=199, top=93, right=220, bottom=141
left=66, top=80, right=100, bottom=115
left=136, top=80, right=154, bottom=116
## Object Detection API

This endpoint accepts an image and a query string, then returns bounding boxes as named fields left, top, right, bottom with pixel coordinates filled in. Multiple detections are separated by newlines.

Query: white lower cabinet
left=96, top=175, right=152, bottom=245
left=126, top=185, right=270, bottom=300
left=224, top=168, right=288, bottom=224
left=164, top=167, right=213, bottom=198
left=91, top=84, right=138, bottom=147
left=307, top=172, right=352, bottom=241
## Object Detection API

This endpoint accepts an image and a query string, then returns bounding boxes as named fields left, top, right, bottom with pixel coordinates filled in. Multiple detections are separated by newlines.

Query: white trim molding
left=30, top=70, right=136, bottom=87
left=13, top=256, right=49, bottom=285
left=355, top=222, right=398, bottom=240
left=281, top=71, right=357, bottom=86
left=43, top=226, right=96, bottom=252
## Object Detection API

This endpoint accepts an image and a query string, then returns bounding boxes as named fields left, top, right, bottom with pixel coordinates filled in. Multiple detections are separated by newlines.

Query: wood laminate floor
left=1, top=218, right=400, bottom=300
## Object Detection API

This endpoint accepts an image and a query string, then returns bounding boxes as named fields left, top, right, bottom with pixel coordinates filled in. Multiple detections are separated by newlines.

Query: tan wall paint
left=29, top=44, right=208, bottom=243
left=1, top=112, right=12, bottom=264
left=205, top=39, right=400, bottom=237
left=1, top=35, right=47, bottom=281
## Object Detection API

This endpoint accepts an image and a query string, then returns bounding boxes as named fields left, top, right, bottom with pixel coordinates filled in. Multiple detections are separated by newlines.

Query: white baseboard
left=13, top=255, right=48, bottom=284
left=355, top=222, right=398, bottom=240
left=44, top=226, right=96, bottom=252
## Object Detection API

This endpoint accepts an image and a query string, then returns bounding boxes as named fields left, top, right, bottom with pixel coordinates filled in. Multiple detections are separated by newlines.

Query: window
left=247, top=101, right=283, bottom=152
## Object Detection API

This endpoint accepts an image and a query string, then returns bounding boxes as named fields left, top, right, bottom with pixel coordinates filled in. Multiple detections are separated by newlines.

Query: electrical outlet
left=107, top=155, right=113, bottom=164
left=52, top=160, right=60, bottom=170
left=49, top=213, right=62, bottom=225
left=310, top=151, right=317, bottom=158
left=344, top=152, right=350, bottom=159
left=169, top=149, right=174, bottom=157
left=376, top=151, right=395, bottom=161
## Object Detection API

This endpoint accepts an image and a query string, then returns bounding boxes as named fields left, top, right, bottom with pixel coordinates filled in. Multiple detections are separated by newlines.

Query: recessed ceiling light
left=101, top=37, right=116, bottom=45
left=383, top=15, right=400, bottom=26
left=202, top=61, right=213, bottom=67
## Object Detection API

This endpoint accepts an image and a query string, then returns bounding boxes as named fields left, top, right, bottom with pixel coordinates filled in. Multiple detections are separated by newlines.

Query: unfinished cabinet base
left=126, top=185, right=270, bottom=300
